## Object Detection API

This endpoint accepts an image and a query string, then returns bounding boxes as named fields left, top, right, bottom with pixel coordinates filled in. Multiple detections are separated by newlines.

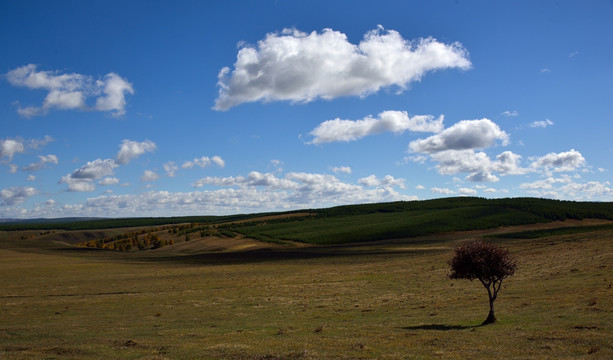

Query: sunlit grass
left=0, top=227, right=611, bottom=359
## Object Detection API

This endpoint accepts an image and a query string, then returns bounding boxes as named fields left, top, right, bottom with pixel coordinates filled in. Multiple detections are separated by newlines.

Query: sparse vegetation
left=0, top=197, right=611, bottom=359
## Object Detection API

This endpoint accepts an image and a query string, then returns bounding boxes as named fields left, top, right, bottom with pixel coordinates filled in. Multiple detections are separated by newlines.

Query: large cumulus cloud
left=214, top=26, right=470, bottom=110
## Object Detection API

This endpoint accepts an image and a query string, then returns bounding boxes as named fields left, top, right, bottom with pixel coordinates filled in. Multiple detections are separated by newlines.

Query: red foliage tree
left=448, top=240, right=517, bottom=324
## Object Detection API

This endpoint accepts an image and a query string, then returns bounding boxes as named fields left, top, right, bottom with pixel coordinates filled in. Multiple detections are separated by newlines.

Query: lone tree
left=448, top=240, right=517, bottom=324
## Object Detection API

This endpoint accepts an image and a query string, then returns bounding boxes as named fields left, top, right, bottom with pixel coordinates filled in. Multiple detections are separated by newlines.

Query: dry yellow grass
left=0, top=221, right=611, bottom=359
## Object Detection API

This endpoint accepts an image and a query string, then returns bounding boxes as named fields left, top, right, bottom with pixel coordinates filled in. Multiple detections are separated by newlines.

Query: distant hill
left=229, top=197, right=613, bottom=244
left=1, top=198, right=612, bottom=246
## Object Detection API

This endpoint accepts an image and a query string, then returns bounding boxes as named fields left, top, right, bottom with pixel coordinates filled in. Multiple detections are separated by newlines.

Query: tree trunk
left=483, top=296, right=496, bottom=325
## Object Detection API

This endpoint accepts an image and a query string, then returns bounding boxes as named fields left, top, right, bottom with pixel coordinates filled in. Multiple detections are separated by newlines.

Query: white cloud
left=27, top=135, right=54, bottom=150
left=99, top=177, right=119, bottom=186
left=25, top=170, right=418, bottom=218
left=94, top=73, right=135, bottom=116
left=415, top=185, right=425, bottom=190
left=501, top=110, right=519, bottom=117
left=141, top=170, right=159, bottom=182
left=493, top=151, right=526, bottom=175
left=193, top=171, right=298, bottom=190
left=22, top=154, right=58, bottom=171
left=17, top=106, right=44, bottom=118
left=190, top=170, right=415, bottom=212
left=431, top=187, right=455, bottom=195
left=60, top=159, right=117, bottom=192
left=530, top=119, right=554, bottom=128
left=407, top=119, right=585, bottom=183
left=430, top=150, right=492, bottom=176
left=1, top=137, right=54, bottom=172
left=1, top=186, right=38, bottom=205
left=521, top=176, right=612, bottom=201
left=116, top=139, right=156, bottom=165
left=182, top=155, right=225, bottom=169
left=331, top=166, right=352, bottom=174
left=465, top=171, right=499, bottom=183
left=458, top=188, right=478, bottom=195
left=164, top=161, right=179, bottom=177
left=421, top=148, right=529, bottom=183
left=405, top=119, right=524, bottom=183
left=358, top=174, right=406, bottom=189
left=44, top=89, right=86, bottom=110
left=520, top=176, right=572, bottom=190
left=60, top=178, right=97, bottom=192
left=559, top=181, right=613, bottom=199
left=214, top=26, right=470, bottom=110
left=1, top=139, right=25, bottom=160
left=68, top=158, right=117, bottom=179
left=26, top=175, right=36, bottom=181
left=6, top=64, right=133, bottom=117
left=409, top=118, right=509, bottom=154
left=309, top=111, right=444, bottom=144
left=358, top=175, right=381, bottom=187
left=530, top=149, right=586, bottom=173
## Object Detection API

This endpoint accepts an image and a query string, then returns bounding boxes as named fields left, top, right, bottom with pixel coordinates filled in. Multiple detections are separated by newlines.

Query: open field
left=1, top=216, right=612, bottom=359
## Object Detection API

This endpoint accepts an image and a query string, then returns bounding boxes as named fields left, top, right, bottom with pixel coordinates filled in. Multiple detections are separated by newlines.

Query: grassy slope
left=232, top=197, right=613, bottom=244
left=0, top=223, right=612, bottom=359
left=1, top=197, right=612, bottom=359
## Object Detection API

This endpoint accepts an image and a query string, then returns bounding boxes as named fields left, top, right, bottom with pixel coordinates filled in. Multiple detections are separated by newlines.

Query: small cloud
left=23, top=154, right=58, bottom=172
left=0, top=139, right=25, bottom=160
left=182, top=155, right=225, bottom=169
left=28, top=135, right=54, bottom=149
left=164, top=161, right=178, bottom=177
left=540, top=68, right=551, bottom=73
left=99, top=177, right=120, bottom=186
left=415, top=185, right=425, bottom=190
left=501, top=110, right=519, bottom=117
left=530, top=119, right=554, bottom=128
left=569, top=51, right=579, bottom=58
left=309, top=111, right=444, bottom=145
left=60, top=158, right=118, bottom=192
left=358, top=175, right=406, bottom=189
left=409, top=118, right=509, bottom=154
left=141, top=170, right=159, bottom=182
left=530, top=149, right=586, bottom=173
left=116, top=139, right=156, bottom=165
left=0, top=186, right=38, bottom=205
left=332, top=166, right=352, bottom=174
left=6, top=64, right=134, bottom=118
left=458, top=187, right=478, bottom=195
left=26, top=175, right=36, bottom=181
left=431, top=187, right=455, bottom=195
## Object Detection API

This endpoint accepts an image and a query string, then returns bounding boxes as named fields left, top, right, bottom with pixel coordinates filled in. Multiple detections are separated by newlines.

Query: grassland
left=0, top=198, right=612, bottom=359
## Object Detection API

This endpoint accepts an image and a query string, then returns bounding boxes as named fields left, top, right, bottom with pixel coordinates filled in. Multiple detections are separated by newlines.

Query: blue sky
left=1, top=0, right=612, bottom=218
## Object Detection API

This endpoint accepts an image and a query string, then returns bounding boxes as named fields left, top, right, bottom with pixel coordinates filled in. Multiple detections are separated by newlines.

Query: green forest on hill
left=228, top=197, right=613, bottom=244
left=3, top=197, right=613, bottom=247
